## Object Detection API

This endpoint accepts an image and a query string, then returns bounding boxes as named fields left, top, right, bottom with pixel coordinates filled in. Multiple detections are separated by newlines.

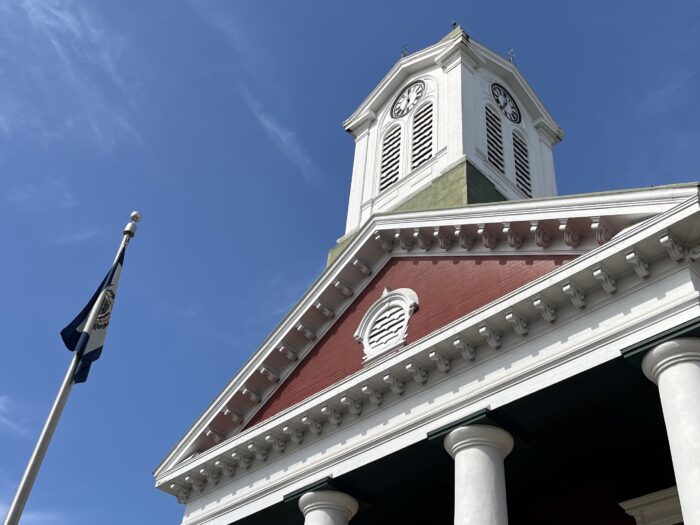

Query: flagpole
left=3, top=212, right=141, bottom=525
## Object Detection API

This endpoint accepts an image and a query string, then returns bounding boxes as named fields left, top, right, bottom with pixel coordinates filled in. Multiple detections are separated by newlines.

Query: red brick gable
left=246, top=255, right=575, bottom=428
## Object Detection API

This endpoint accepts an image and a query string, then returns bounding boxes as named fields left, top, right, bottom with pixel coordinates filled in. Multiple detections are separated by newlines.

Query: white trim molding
left=620, top=487, right=682, bottom=525
left=354, top=287, right=419, bottom=361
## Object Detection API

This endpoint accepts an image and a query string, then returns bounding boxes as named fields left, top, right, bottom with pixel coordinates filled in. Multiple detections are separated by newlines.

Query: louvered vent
left=513, top=133, right=532, bottom=197
left=368, top=305, right=407, bottom=348
left=485, top=106, right=504, bottom=174
left=379, top=127, right=401, bottom=192
left=411, top=103, right=433, bottom=169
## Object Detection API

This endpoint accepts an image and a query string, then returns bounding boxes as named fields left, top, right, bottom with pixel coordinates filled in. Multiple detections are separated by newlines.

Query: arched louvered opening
left=379, top=126, right=401, bottom=192
left=485, top=106, right=504, bottom=174
left=411, top=102, right=433, bottom=169
left=513, top=132, right=532, bottom=197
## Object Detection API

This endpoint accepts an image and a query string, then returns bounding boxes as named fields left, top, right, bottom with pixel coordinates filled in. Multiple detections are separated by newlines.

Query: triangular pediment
left=343, top=26, right=562, bottom=142
left=154, top=185, right=698, bottom=487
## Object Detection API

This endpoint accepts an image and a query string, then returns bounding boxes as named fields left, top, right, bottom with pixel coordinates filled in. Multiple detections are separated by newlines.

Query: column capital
left=444, top=424, right=514, bottom=459
left=299, top=490, right=359, bottom=521
left=642, top=338, right=700, bottom=384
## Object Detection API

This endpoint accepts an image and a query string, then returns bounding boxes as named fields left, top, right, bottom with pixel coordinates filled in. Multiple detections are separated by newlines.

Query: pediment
left=343, top=27, right=562, bottom=142
left=154, top=184, right=699, bottom=489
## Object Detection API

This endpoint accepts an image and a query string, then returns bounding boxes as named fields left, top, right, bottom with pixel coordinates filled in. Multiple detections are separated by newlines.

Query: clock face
left=391, top=80, right=425, bottom=119
left=491, top=83, right=521, bottom=123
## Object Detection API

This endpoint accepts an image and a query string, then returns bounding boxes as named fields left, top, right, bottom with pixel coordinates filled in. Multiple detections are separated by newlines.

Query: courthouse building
left=154, top=27, right=700, bottom=525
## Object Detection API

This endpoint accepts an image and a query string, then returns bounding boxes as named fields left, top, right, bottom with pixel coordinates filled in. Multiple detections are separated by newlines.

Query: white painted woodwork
left=643, top=338, right=700, bottom=525
left=298, top=491, right=359, bottom=525
left=343, top=29, right=563, bottom=234
left=444, top=425, right=513, bottom=525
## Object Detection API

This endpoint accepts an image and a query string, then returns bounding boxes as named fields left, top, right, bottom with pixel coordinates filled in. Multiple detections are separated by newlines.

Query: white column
left=642, top=338, right=700, bottom=525
left=298, top=490, right=359, bottom=525
left=444, top=425, right=514, bottom=525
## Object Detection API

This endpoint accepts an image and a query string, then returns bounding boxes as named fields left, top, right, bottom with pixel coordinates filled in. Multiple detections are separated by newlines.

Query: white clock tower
left=342, top=26, right=564, bottom=235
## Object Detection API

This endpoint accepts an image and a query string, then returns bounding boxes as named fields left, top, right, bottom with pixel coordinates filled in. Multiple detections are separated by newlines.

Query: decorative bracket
left=530, top=220, right=551, bottom=248
left=591, top=217, right=614, bottom=245
left=414, top=228, right=432, bottom=250
left=361, top=384, right=383, bottom=405
left=453, top=338, right=475, bottom=361
left=502, top=222, right=523, bottom=249
left=265, top=434, right=287, bottom=453
left=296, top=323, right=316, bottom=341
left=205, top=427, right=224, bottom=444
left=199, top=466, right=221, bottom=486
left=282, top=424, right=304, bottom=444
left=321, top=405, right=343, bottom=425
left=428, top=350, right=451, bottom=372
left=352, top=258, right=372, bottom=276
left=456, top=225, right=475, bottom=250
left=532, top=297, right=556, bottom=322
left=214, top=458, right=236, bottom=477
left=260, top=364, right=280, bottom=383
left=340, top=395, right=363, bottom=415
left=247, top=442, right=269, bottom=461
left=659, top=232, right=685, bottom=262
left=478, top=224, right=498, bottom=249
left=479, top=324, right=502, bottom=349
left=223, top=407, right=243, bottom=424
left=559, top=219, right=580, bottom=247
left=184, top=473, right=206, bottom=493
left=626, top=251, right=650, bottom=278
left=405, top=362, right=428, bottom=384
left=171, top=482, right=191, bottom=504
left=689, top=245, right=700, bottom=261
left=382, top=374, right=405, bottom=395
left=301, top=414, right=323, bottom=435
left=315, top=302, right=335, bottom=319
left=395, top=229, right=414, bottom=251
left=334, top=280, right=354, bottom=297
left=505, top=310, right=528, bottom=335
left=241, top=386, right=261, bottom=404
left=278, top=344, right=298, bottom=361
left=374, top=230, right=393, bottom=252
left=593, top=267, right=617, bottom=294
left=562, top=282, right=585, bottom=308
left=434, top=226, right=453, bottom=250
left=230, top=450, right=252, bottom=470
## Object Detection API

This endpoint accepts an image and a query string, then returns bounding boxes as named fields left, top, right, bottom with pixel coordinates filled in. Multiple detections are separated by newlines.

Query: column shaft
left=444, top=425, right=513, bottom=525
left=643, top=338, right=700, bottom=525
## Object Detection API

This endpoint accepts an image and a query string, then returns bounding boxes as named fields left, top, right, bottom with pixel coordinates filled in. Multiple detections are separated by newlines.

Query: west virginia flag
left=60, top=245, right=126, bottom=383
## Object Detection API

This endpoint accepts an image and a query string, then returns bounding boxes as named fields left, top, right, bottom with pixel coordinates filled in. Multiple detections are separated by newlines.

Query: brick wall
left=246, top=255, right=575, bottom=428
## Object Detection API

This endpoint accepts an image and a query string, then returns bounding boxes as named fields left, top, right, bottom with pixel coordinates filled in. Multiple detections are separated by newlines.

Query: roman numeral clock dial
left=391, top=80, right=425, bottom=118
left=491, top=83, right=521, bottom=123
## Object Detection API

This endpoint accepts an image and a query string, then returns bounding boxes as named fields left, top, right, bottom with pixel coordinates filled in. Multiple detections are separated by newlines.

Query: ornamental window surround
left=354, top=287, right=419, bottom=362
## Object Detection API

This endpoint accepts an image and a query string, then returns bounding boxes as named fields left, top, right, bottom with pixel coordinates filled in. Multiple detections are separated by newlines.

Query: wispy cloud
left=0, top=395, right=30, bottom=436
left=191, top=3, right=322, bottom=184
left=0, top=0, right=141, bottom=151
left=50, top=227, right=99, bottom=245
left=0, top=499, right=70, bottom=525
left=240, top=88, right=322, bottom=184
left=6, top=180, right=75, bottom=213
left=635, top=72, right=694, bottom=120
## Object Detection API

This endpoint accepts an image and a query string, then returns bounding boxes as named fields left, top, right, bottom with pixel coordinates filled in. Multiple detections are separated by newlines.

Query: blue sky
left=1, top=1, right=699, bottom=523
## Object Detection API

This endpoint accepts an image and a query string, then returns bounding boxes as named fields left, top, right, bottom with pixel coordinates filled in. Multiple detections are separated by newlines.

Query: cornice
left=155, top=189, right=700, bottom=497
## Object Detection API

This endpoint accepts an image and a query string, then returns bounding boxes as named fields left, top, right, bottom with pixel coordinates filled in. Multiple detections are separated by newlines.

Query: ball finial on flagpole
left=124, top=211, right=142, bottom=238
